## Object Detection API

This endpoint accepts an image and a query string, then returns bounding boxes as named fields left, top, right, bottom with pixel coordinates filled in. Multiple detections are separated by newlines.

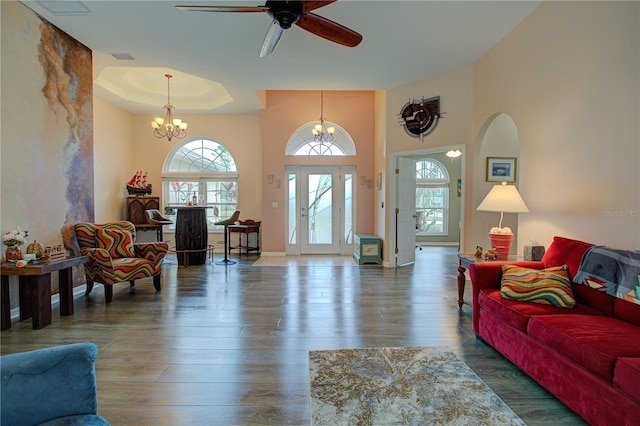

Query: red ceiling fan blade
left=302, top=1, right=337, bottom=13
left=296, top=12, right=362, bottom=47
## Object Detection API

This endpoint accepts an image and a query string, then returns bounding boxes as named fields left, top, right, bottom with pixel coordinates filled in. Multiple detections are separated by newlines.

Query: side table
left=0, top=256, right=86, bottom=330
left=457, top=253, right=523, bottom=309
left=228, top=221, right=261, bottom=257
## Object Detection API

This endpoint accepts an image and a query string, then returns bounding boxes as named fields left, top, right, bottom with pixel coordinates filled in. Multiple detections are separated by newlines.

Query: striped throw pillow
left=96, top=228, right=135, bottom=259
left=501, top=264, right=575, bottom=308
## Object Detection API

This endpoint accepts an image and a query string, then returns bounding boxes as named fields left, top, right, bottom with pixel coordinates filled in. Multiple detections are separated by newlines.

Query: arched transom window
left=285, top=122, right=356, bottom=156
left=416, top=159, right=449, bottom=235
left=162, top=138, right=238, bottom=230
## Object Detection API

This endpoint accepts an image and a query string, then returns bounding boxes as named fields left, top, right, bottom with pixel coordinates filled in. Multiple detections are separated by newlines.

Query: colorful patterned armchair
left=74, top=221, right=168, bottom=303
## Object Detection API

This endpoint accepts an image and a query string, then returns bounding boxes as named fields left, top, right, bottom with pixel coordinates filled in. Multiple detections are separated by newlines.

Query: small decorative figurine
left=475, top=245, right=483, bottom=257
left=484, top=248, right=498, bottom=260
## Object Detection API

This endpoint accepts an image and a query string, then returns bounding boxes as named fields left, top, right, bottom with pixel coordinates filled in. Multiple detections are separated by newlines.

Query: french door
left=396, top=157, right=417, bottom=266
left=286, top=166, right=354, bottom=255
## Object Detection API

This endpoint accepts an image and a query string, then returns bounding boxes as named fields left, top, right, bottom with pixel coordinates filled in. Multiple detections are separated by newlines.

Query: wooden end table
left=457, top=253, right=523, bottom=309
left=0, top=255, right=86, bottom=330
left=228, top=221, right=261, bottom=257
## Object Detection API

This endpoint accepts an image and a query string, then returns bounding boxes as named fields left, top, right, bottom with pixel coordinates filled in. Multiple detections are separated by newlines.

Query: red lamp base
left=488, top=233, right=514, bottom=260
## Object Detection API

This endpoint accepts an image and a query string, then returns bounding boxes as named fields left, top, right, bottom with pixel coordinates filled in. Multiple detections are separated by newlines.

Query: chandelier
left=311, top=90, right=335, bottom=143
left=151, top=74, right=188, bottom=141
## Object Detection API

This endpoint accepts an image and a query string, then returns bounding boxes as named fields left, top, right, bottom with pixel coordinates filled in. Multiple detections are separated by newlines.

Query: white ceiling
left=21, top=0, right=541, bottom=115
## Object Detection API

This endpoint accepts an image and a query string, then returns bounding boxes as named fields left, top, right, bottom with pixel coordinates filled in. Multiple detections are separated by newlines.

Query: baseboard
left=260, top=252, right=287, bottom=256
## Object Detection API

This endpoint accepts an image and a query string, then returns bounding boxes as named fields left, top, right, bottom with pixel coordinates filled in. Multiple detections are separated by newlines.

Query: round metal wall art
left=398, top=96, right=443, bottom=141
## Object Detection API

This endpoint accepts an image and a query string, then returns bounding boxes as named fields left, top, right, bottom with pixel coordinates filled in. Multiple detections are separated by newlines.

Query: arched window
left=162, top=138, right=238, bottom=231
left=416, top=159, right=449, bottom=235
left=285, top=122, right=356, bottom=156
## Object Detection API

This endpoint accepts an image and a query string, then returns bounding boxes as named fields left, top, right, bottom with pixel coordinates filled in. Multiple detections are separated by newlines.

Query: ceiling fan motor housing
left=266, top=1, right=303, bottom=29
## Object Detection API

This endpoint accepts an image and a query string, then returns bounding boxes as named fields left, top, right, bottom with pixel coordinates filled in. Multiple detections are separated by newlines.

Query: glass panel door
left=301, top=169, right=338, bottom=253
left=286, top=166, right=354, bottom=255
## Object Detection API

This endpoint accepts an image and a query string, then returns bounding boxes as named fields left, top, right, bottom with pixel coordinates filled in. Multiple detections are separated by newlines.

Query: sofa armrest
left=469, top=261, right=543, bottom=334
left=1, top=343, right=102, bottom=426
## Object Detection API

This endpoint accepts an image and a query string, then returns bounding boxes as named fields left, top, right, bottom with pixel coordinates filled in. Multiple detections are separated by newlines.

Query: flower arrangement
left=3, top=227, right=29, bottom=247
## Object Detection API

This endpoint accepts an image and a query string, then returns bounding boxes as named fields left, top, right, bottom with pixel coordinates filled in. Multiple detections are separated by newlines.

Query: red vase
left=487, top=233, right=514, bottom=260
left=6, top=245, right=23, bottom=261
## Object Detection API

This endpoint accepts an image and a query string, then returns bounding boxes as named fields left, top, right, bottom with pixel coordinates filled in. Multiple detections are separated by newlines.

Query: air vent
left=111, top=53, right=135, bottom=61
left=35, top=1, right=92, bottom=15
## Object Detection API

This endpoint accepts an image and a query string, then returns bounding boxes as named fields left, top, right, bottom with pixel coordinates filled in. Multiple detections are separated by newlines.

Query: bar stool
left=214, top=211, right=240, bottom=265
left=145, top=209, right=173, bottom=242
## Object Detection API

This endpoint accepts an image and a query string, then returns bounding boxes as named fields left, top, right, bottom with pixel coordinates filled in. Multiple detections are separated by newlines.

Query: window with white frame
left=285, top=122, right=356, bottom=156
left=416, top=159, right=449, bottom=235
left=162, top=138, right=238, bottom=231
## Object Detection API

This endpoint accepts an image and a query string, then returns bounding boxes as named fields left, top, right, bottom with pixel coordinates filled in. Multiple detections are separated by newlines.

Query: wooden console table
left=228, top=221, right=261, bottom=257
left=457, top=253, right=522, bottom=309
left=0, top=256, right=86, bottom=330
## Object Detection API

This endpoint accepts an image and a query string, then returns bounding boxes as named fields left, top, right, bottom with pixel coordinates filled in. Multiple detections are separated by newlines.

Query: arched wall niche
left=471, top=112, right=522, bottom=254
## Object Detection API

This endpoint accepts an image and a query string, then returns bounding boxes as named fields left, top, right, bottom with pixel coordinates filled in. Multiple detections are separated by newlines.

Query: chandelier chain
left=312, top=90, right=335, bottom=143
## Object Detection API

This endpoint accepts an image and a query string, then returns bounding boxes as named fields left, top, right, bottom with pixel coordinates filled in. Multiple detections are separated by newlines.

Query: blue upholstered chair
left=1, top=342, right=109, bottom=425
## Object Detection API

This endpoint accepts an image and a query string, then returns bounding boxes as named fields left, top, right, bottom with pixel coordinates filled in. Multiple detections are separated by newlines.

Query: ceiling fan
left=176, top=1, right=362, bottom=57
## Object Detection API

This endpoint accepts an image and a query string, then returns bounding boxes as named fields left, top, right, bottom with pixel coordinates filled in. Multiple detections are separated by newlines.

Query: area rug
left=309, top=346, right=525, bottom=425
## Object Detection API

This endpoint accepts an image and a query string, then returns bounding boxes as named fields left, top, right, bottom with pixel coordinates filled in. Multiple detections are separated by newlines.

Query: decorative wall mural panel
left=37, top=18, right=94, bottom=253
left=1, top=2, right=94, bottom=292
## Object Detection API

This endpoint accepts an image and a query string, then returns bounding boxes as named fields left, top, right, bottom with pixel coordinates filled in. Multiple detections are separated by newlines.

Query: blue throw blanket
left=574, top=246, right=640, bottom=304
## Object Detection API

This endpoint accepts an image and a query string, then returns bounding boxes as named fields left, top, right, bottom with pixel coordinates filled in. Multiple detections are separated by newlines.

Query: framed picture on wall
left=486, top=157, right=517, bottom=182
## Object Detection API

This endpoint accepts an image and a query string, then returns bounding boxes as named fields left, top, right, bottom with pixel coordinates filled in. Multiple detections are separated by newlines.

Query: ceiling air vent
left=35, top=1, right=92, bottom=16
left=111, top=53, right=135, bottom=61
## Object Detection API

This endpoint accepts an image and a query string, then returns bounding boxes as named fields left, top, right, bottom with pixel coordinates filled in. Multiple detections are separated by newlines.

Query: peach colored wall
left=472, top=113, right=521, bottom=254
left=93, top=105, right=261, bottom=245
left=260, top=91, right=375, bottom=253
left=472, top=1, right=639, bottom=251
left=93, top=96, right=136, bottom=223
left=127, top=113, right=261, bottom=246
left=374, top=91, right=387, bottom=243
left=383, top=66, right=473, bottom=260
left=129, top=113, right=261, bottom=216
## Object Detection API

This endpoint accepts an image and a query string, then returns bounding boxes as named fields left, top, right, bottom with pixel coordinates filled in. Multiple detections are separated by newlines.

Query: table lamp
left=477, top=181, right=529, bottom=259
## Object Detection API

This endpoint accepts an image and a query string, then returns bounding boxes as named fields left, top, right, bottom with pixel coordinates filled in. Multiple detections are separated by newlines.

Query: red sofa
left=469, top=236, right=640, bottom=426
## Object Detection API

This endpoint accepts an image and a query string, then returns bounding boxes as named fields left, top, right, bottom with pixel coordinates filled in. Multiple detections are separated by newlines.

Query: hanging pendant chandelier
left=151, top=74, right=188, bottom=141
left=311, top=90, right=335, bottom=143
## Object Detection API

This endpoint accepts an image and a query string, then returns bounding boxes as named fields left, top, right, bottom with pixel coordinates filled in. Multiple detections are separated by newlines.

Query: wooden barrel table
left=175, top=207, right=209, bottom=266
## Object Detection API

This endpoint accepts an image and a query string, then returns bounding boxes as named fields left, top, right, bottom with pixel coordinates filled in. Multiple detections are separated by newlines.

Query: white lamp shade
left=477, top=182, right=529, bottom=213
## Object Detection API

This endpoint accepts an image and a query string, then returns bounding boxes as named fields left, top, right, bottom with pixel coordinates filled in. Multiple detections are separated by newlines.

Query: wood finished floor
left=1, top=247, right=586, bottom=425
